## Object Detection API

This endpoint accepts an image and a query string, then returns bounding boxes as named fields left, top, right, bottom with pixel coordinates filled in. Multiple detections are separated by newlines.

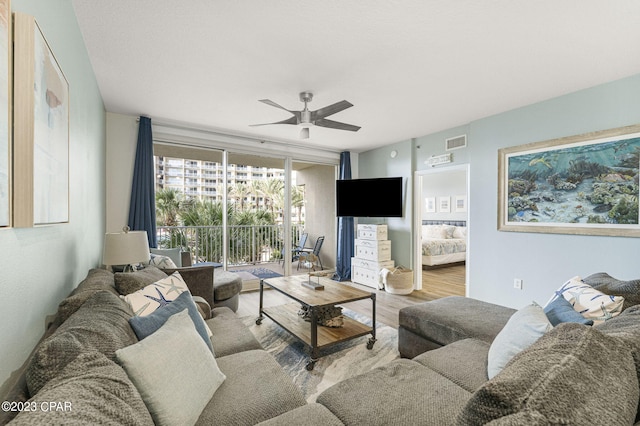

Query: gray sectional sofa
left=2, top=268, right=640, bottom=425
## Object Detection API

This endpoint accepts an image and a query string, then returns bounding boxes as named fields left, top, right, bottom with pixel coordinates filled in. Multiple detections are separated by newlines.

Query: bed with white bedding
left=421, top=220, right=467, bottom=267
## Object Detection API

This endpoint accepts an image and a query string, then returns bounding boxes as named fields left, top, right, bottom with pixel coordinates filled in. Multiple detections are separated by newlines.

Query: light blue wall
left=358, top=140, right=414, bottom=269
left=468, top=74, right=640, bottom=308
left=0, top=0, right=105, bottom=392
left=360, top=74, right=640, bottom=308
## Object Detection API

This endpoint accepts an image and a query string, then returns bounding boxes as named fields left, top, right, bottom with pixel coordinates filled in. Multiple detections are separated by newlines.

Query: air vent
left=446, top=135, right=467, bottom=151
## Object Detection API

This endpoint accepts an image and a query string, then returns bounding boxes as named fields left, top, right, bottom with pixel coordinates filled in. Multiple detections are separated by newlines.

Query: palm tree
left=155, top=188, right=183, bottom=226
left=262, top=178, right=284, bottom=218
left=228, top=182, right=251, bottom=211
left=291, top=185, right=305, bottom=224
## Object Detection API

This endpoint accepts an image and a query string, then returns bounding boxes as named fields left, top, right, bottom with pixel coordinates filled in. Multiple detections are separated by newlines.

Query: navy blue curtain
left=128, top=116, right=157, bottom=248
left=333, top=151, right=354, bottom=281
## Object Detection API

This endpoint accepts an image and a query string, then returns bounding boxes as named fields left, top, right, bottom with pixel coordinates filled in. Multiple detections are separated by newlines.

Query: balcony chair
left=282, top=232, right=308, bottom=267
left=298, top=236, right=324, bottom=271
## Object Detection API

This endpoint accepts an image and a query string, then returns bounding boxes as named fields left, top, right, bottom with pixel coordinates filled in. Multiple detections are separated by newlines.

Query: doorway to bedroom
left=414, top=164, right=469, bottom=297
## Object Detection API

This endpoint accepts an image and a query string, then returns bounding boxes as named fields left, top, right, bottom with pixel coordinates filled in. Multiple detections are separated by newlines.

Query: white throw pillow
left=487, top=302, right=553, bottom=379
left=554, top=276, right=624, bottom=325
left=123, top=272, right=189, bottom=316
left=116, top=310, right=225, bottom=426
left=147, top=254, right=177, bottom=269
left=452, top=226, right=467, bottom=239
left=422, top=225, right=454, bottom=239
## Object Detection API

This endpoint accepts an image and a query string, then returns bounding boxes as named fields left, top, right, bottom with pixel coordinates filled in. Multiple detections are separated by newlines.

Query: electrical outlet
left=513, top=278, right=523, bottom=290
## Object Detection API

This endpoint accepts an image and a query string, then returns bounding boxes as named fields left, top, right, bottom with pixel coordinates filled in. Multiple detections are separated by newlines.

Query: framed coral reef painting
left=13, top=12, right=69, bottom=227
left=0, top=0, right=10, bottom=227
left=498, top=124, right=640, bottom=237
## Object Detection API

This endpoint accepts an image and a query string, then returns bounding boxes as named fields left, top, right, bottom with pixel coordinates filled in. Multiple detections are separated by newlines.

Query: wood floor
left=236, top=264, right=465, bottom=329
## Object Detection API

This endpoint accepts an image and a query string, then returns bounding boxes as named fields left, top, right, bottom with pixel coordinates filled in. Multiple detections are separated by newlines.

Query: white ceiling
left=71, top=1, right=640, bottom=153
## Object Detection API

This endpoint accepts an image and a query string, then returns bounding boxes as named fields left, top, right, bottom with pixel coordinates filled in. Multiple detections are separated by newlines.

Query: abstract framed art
left=498, top=124, right=640, bottom=237
left=0, top=0, right=10, bottom=227
left=13, top=12, right=69, bottom=227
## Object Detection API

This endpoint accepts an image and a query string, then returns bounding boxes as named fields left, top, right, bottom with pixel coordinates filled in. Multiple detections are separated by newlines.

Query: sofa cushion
left=318, top=359, right=471, bottom=425
left=213, top=269, right=243, bottom=301
left=161, top=265, right=215, bottom=307
left=122, top=271, right=189, bottom=316
left=117, top=310, right=225, bottom=426
left=206, top=307, right=263, bottom=357
left=255, top=403, right=344, bottom=426
left=553, top=275, right=624, bottom=324
left=543, top=296, right=594, bottom=326
left=114, top=266, right=168, bottom=296
left=457, top=323, right=639, bottom=425
left=399, top=296, right=516, bottom=348
left=56, top=268, right=117, bottom=324
left=129, top=291, right=214, bottom=353
left=11, top=351, right=153, bottom=426
left=413, top=338, right=490, bottom=393
left=487, top=302, right=552, bottom=379
left=197, top=349, right=306, bottom=425
left=583, top=272, right=640, bottom=310
left=26, top=290, right=137, bottom=395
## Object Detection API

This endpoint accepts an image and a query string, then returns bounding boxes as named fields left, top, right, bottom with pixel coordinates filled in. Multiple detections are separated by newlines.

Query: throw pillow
left=11, top=351, right=154, bottom=426
left=452, top=226, right=467, bottom=239
left=583, top=272, right=640, bottom=310
left=122, top=272, right=189, bottom=316
left=554, top=276, right=624, bottom=324
left=422, top=225, right=453, bottom=239
left=458, top=323, right=639, bottom=425
left=129, top=291, right=214, bottom=354
left=116, top=310, right=226, bottom=426
left=544, top=296, right=594, bottom=326
left=147, top=254, right=177, bottom=269
left=149, top=247, right=182, bottom=267
left=487, top=302, right=552, bottom=379
left=114, top=266, right=168, bottom=296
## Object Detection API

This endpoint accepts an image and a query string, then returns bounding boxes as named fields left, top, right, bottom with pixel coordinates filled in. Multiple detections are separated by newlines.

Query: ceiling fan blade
left=259, top=99, right=295, bottom=113
left=311, top=100, right=353, bottom=120
left=315, top=118, right=361, bottom=132
left=300, top=127, right=310, bottom=139
left=250, top=116, right=298, bottom=127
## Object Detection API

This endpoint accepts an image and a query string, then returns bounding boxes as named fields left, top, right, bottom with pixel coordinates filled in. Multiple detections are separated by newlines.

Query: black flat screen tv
left=336, top=177, right=403, bottom=217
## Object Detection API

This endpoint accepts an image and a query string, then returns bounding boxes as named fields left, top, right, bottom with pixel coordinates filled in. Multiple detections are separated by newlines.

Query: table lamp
left=103, top=227, right=150, bottom=272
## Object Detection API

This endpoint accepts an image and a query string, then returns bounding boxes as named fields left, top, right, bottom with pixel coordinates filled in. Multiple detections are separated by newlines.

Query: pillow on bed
left=453, top=226, right=467, bottom=239
left=422, top=225, right=454, bottom=239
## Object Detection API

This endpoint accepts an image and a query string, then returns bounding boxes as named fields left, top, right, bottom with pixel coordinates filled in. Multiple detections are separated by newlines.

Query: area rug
left=242, top=309, right=399, bottom=402
left=231, top=267, right=283, bottom=280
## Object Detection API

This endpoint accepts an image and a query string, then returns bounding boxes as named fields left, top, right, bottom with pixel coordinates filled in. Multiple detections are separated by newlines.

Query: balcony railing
left=156, top=224, right=305, bottom=266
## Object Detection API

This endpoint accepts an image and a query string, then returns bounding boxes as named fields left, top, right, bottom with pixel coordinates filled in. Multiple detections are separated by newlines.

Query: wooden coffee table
left=257, top=275, right=376, bottom=371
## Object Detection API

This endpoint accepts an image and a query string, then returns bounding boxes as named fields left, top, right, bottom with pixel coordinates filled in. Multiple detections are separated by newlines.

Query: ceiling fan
left=251, top=91, right=360, bottom=139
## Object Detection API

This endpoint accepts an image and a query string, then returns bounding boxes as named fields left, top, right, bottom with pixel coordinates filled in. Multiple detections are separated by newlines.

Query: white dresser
left=351, top=224, right=394, bottom=289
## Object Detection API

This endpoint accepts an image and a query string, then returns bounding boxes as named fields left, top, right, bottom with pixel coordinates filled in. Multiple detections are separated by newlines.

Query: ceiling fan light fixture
left=300, top=127, right=310, bottom=139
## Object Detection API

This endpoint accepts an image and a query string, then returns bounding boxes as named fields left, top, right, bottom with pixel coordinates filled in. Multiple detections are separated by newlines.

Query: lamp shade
left=103, top=230, right=150, bottom=266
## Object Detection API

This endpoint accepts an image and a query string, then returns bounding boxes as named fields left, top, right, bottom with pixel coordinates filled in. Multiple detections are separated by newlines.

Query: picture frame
left=498, top=124, right=640, bottom=237
left=455, top=195, right=467, bottom=213
left=425, top=197, right=436, bottom=213
left=0, top=0, right=10, bottom=227
left=438, top=196, right=450, bottom=213
left=13, top=12, right=69, bottom=227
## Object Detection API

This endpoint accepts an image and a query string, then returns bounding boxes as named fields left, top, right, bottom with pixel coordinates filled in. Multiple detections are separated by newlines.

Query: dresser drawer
left=351, top=266, right=380, bottom=289
left=355, top=242, right=391, bottom=261
left=351, top=257, right=394, bottom=271
left=356, top=224, right=388, bottom=240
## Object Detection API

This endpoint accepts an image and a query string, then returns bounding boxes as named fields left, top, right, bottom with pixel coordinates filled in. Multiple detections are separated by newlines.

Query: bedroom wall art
left=0, top=0, right=9, bottom=227
left=13, top=12, right=69, bottom=227
left=498, top=124, right=640, bottom=237
left=425, top=197, right=436, bottom=213
left=438, top=196, right=450, bottom=213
